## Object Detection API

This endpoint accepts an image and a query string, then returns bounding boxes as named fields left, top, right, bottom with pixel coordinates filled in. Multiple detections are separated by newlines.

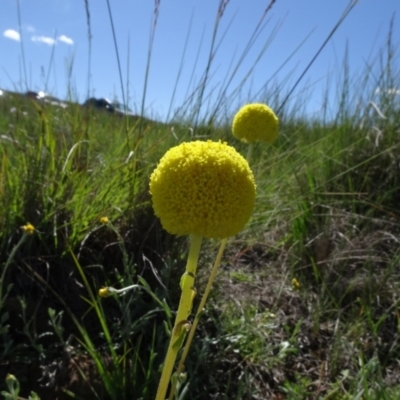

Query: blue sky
left=1, top=0, right=399, bottom=121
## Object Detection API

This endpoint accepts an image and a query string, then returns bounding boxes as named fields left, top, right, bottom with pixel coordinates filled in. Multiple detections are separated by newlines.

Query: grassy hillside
left=1, top=6, right=400, bottom=400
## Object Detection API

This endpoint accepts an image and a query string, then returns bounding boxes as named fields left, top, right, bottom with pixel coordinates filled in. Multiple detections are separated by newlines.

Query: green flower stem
left=155, top=234, right=203, bottom=400
left=168, top=238, right=228, bottom=400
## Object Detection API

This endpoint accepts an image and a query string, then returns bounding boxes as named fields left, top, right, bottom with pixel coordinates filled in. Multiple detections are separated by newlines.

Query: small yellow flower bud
left=292, top=278, right=301, bottom=290
left=99, top=216, right=109, bottom=225
left=98, top=287, right=111, bottom=298
left=5, top=374, right=16, bottom=382
left=21, top=223, right=35, bottom=235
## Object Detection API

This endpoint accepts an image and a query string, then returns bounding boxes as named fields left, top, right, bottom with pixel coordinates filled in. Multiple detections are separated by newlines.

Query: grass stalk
left=0, top=230, right=30, bottom=310
left=277, top=0, right=359, bottom=114
left=105, top=0, right=126, bottom=109
left=83, top=0, right=92, bottom=99
left=16, top=0, right=28, bottom=90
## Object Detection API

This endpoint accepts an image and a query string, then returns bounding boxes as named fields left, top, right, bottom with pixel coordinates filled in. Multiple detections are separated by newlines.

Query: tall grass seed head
left=232, top=103, right=278, bottom=144
left=149, top=140, right=256, bottom=239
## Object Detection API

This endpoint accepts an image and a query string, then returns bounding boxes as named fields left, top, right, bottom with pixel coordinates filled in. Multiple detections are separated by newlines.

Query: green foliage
left=219, top=304, right=282, bottom=365
left=1, top=374, right=40, bottom=400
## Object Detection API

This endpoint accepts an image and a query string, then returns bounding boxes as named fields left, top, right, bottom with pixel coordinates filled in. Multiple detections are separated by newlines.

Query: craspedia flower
left=232, top=103, right=278, bottom=144
left=149, top=140, right=256, bottom=239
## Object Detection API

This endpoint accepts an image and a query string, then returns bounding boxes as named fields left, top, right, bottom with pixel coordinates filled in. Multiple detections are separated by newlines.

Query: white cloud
left=58, top=35, right=73, bottom=45
left=5, top=28, right=73, bottom=47
left=31, top=35, right=55, bottom=46
left=3, top=29, right=20, bottom=41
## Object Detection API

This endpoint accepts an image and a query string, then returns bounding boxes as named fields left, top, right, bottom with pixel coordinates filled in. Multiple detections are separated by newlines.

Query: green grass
left=1, top=1, right=400, bottom=399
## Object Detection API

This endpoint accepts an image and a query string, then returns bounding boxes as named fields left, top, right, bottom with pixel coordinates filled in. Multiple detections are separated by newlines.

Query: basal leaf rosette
left=232, top=103, right=278, bottom=144
left=149, top=140, right=256, bottom=239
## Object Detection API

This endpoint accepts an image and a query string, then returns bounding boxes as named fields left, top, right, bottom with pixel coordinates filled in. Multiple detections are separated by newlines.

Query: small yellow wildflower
left=99, top=216, right=109, bottom=225
left=21, top=223, right=35, bottom=235
left=292, top=277, right=301, bottom=290
left=232, top=103, right=279, bottom=144
left=98, top=287, right=111, bottom=298
left=149, top=140, right=256, bottom=239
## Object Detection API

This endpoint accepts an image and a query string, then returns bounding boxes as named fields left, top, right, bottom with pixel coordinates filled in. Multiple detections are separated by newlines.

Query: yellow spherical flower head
left=150, top=141, right=256, bottom=239
left=232, top=103, right=278, bottom=144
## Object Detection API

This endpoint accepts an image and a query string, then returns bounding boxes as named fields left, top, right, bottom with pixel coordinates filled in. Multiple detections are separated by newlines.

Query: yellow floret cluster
left=232, top=103, right=279, bottom=144
left=98, top=287, right=111, bottom=298
left=149, top=140, right=256, bottom=239
left=21, top=223, right=35, bottom=235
